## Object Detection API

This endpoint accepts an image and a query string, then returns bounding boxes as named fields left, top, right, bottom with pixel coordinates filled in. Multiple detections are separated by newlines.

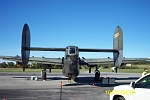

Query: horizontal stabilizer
left=79, top=48, right=118, bottom=53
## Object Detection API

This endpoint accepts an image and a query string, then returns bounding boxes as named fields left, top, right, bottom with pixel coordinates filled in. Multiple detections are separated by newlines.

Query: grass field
left=136, top=65, right=150, bottom=69
left=0, top=66, right=149, bottom=73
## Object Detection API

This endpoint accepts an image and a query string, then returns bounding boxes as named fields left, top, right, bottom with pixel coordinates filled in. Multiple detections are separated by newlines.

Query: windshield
left=69, top=47, right=76, bottom=55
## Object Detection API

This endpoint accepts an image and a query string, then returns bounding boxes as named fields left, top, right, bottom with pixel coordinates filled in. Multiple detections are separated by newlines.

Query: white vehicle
left=110, top=73, right=150, bottom=100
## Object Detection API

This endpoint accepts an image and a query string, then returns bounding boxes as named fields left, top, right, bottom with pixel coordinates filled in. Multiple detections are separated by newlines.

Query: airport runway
left=0, top=72, right=141, bottom=100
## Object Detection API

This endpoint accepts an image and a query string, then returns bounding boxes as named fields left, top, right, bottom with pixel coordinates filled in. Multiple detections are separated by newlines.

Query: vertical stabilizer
left=113, top=26, right=123, bottom=72
left=22, top=23, right=30, bottom=71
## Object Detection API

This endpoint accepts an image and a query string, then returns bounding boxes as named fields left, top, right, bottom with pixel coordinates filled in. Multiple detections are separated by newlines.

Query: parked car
left=110, top=73, right=150, bottom=100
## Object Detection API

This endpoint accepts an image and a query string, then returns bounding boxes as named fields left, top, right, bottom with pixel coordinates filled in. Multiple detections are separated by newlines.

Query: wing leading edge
left=0, top=56, right=63, bottom=65
left=82, top=58, right=150, bottom=65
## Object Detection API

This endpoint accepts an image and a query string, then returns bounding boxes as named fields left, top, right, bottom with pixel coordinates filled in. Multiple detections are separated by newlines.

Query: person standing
left=142, top=67, right=148, bottom=77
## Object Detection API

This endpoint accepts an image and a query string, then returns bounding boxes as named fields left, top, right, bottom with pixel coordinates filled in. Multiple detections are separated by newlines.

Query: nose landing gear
left=68, top=73, right=75, bottom=83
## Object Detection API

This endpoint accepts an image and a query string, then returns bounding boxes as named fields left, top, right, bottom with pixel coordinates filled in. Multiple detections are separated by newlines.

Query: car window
left=135, top=75, right=150, bottom=89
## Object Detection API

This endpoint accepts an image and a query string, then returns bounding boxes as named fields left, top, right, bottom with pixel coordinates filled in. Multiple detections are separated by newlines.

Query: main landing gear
left=94, top=66, right=100, bottom=81
left=41, top=65, right=47, bottom=81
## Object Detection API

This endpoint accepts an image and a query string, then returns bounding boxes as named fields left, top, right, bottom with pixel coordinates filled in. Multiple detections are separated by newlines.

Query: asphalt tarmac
left=0, top=72, right=141, bottom=100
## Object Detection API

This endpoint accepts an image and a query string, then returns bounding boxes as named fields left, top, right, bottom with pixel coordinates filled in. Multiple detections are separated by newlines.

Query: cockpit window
left=69, top=47, right=76, bottom=55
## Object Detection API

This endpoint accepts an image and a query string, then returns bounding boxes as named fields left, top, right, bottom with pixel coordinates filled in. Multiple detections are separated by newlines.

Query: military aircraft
left=0, top=24, right=149, bottom=80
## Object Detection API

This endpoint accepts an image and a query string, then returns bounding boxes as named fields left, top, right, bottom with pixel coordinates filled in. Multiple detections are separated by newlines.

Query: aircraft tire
left=94, top=70, right=100, bottom=81
left=114, top=96, right=125, bottom=100
left=42, top=71, right=47, bottom=81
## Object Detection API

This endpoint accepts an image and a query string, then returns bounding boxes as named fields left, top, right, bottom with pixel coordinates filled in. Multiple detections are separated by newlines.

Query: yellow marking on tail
left=114, top=32, right=119, bottom=38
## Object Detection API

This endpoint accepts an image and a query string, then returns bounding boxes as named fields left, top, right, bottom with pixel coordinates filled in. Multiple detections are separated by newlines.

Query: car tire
left=114, top=96, right=125, bottom=100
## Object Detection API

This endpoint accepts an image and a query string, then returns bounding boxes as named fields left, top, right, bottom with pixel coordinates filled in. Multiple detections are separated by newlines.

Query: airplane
left=0, top=23, right=149, bottom=81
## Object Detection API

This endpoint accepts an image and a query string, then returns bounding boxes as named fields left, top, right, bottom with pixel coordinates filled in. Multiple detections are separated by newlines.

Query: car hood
left=114, top=85, right=132, bottom=90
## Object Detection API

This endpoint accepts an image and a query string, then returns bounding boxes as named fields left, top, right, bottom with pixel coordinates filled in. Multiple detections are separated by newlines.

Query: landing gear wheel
left=68, top=73, right=72, bottom=83
left=42, top=70, right=46, bottom=81
left=114, top=96, right=125, bottom=100
left=94, top=70, right=100, bottom=81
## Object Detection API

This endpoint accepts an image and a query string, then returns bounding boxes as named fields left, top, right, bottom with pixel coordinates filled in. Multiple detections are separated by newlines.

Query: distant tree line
left=130, top=60, right=150, bottom=65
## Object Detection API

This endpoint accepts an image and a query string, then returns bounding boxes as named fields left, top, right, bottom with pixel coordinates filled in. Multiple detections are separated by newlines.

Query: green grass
left=100, top=69, right=145, bottom=73
left=0, top=68, right=42, bottom=72
left=0, top=68, right=145, bottom=73
left=136, top=65, right=150, bottom=69
left=0, top=64, right=149, bottom=73
left=0, top=68, right=88, bottom=73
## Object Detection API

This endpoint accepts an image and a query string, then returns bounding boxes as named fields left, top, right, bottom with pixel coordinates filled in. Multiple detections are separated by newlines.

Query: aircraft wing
left=0, top=56, right=22, bottom=62
left=1, top=55, right=149, bottom=66
left=0, top=56, right=63, bottom=65
left=81, top=58, right=150, bottom=65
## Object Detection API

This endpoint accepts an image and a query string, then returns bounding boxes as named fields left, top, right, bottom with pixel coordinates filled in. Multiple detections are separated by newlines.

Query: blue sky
left=0, top=0, right=150, bottom=62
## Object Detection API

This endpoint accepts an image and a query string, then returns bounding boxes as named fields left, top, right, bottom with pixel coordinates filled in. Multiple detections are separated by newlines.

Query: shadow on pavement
left=63, top=76, right=140, bottom=87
